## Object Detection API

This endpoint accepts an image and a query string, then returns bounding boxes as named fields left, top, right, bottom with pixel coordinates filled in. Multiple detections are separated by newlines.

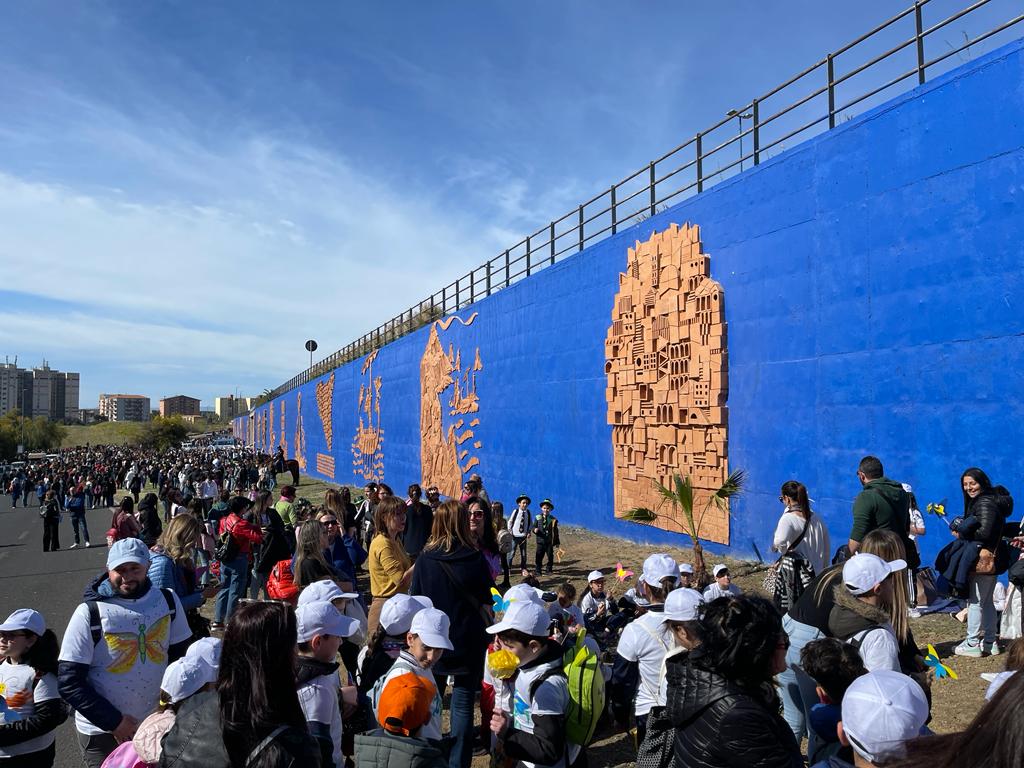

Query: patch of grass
left=61, top=419, right=226, bottom=448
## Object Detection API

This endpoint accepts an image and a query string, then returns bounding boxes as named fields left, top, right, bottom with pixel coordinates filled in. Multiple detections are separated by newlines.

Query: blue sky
left=0, top=0, right=1012, bottom=409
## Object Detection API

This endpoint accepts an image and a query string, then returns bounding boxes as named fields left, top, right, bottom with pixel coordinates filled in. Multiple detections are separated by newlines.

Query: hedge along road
left=0, top=493, right=112, bottom=768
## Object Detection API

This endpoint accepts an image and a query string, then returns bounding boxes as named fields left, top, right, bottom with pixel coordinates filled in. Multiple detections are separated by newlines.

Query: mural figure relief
left=267, top=404, right=276, bottom=455
left=316, top=372, right=335, bottom=450
left=295, top=393, right=306, bottom=471
left=420, top=313, right=482, bottom=498
left=605, top=223, right=730, bottom=544
left=279, top=400, right=287, bottom=457
left=352, top=350, right=384, bottom=481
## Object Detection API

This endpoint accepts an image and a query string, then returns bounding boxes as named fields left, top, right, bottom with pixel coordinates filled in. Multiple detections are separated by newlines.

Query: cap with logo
left=842, top=553, right=907, bottom=596
left=107, top=538, right=152, bottom=570
left=409, top=608, right=454, bottom=650
left=0, top=609, right=45, bottom=636
left=296, top=601, right=359, bottom=643
left=380, top=594, right=434, bottom=636
left=642, top=553, right=680, bottom=587
left=487, top=600, right=551, bottom=637
left=297, top=579, right=359, bottom=606
left=841, top=670, right=928, bottom=763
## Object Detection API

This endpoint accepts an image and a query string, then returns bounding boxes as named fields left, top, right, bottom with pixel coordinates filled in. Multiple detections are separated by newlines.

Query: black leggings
left=535, top=537, right=554, bottom=573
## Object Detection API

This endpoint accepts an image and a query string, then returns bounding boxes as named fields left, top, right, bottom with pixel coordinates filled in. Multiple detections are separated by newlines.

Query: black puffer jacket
left=667, top=654, right=802, bottom=768
left=961, top=487, right=1014, bottom=550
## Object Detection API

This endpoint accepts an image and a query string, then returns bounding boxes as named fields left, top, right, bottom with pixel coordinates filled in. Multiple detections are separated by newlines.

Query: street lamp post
left=727, top=109, right=754, bottom=172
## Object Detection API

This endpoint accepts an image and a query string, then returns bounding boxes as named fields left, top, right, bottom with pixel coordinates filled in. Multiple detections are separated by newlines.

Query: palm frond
left=620, top=507, right=658, bottom=524
left=714, top=469, right=747, bottom=499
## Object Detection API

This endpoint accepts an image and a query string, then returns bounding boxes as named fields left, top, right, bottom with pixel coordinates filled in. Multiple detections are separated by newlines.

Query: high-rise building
left=214, top=395, right=254, bottom=420
left=159, top=395, right=201, bottom=418
left=98, top=393, right=151, bottom=422
left=0, top=360, right=80, bottom=421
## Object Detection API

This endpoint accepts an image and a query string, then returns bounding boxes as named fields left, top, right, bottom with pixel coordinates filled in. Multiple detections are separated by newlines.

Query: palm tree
left=621, top=469, right=746, bottom=588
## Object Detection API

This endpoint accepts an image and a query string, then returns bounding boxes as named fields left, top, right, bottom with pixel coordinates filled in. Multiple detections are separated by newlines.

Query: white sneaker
left=84, top=542, right=91, bottom=548
left=986, top=642, right=1002, bottom=657
left=69, top=543, right=79, bottom=549
left=908, top=608, right=921, bottom=619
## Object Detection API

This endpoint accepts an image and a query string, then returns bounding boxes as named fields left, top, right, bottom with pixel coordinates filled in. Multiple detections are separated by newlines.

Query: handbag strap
left=787, top=512, right=812, bottom=554
left=246, top=725, right=288, bottom=767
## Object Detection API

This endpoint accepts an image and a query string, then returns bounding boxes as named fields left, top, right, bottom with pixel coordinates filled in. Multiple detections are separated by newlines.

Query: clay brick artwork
left=268, top=404, right=276, bottom=455
left=294, top=393, right=306, bottom=470
left=279, top=400, right=287, bottom=457
left=352, top=350, right=384, bottom=481
left=605, top=223, right=730, bottom=544
left=317, top=453, right=335, bottom=479
left=420, top=313, right=482, bottom=498
left=315, top=372, right=335, bottom=451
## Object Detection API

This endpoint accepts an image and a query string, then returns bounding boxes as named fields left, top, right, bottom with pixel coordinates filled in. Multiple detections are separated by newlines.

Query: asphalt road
left=0, top=493, right=112, bottom=768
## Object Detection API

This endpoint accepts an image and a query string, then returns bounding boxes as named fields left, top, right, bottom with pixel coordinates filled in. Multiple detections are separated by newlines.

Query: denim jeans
left=249, top=569, right=268, bottom=600
left=966, top=573, right=998, bottom=645
left=435, top=673, right=479, bottom=768
left=71, top=512, right=90, bottom=545
left=215, top=555, right=249, bottom=623
left=777, top=614, right=824, bottom=754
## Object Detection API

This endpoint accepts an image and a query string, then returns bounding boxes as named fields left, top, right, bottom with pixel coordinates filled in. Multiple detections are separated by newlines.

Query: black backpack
left=214, top=520, right=240, bottom=562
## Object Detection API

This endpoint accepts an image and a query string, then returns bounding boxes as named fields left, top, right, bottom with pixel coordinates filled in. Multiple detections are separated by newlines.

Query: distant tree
left=138, top=416, right=189, bottom=451
left=0, top=411, right=66, bottom=457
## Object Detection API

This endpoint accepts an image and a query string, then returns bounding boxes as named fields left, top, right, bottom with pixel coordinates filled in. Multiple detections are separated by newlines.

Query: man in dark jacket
left=403, top=484, right=433, bottom=561
left=849, top=457, right=918, bottom=569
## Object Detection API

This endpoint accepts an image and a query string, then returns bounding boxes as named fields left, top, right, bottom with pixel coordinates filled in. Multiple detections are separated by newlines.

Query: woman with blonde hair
left=411, top=500, right=494, bottom=768
left=367, top=496, right=414, bottom=638
left=292, top=519, right=334, bottom=588
left=149, top=514, right=219, bottom=637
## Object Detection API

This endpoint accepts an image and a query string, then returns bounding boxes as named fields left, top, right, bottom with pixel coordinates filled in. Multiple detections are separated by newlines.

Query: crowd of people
left=0, top=447, right=1020, bottom=768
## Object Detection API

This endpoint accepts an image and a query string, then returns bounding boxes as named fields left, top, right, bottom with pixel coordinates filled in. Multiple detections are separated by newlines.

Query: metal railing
left=264, top=0, right=1023, bottom=402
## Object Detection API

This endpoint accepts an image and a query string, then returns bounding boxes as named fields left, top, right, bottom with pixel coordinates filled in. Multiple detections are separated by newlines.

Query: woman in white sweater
left=772, top=480, right=830, bottom=577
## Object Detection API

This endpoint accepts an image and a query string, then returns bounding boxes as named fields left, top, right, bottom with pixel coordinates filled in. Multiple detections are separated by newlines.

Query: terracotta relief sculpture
left=316, top=372, right=335, bottom=450
left=420, top=313, right=481, bottom=498
left=351, top=350, right=384, bottom=481
left=295, top=392, right=306, bottom=470
left=605, top=223, right=730, bottom=543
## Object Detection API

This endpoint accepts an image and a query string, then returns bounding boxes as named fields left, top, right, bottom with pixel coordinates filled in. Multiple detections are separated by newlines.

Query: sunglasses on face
left=469, top=510, right=484, bottom=518
left=320, top=518, right=339, bottom=526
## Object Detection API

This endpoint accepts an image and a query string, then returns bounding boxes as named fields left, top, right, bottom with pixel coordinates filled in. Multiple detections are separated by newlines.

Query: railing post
left=578, top=204, right=584, bottom=252
left=696, top=133, right=703, bottom=193
left=752, top=98, right=760, bottom=166
left=485, top=261, right=492, bottom=296
left=610, top=185, right=617, bottom=234
left=648, top=162, right=656, bottom=216
left=526, top=235, right=532, bottom=276
left=549, top=222, right=555, bottom=265
left=827, top=54, right=836, bottom=129
left=914, top=2, right=926, bottom=85
left=469, top=269, right=476, bottom=304
left=504, top=249, right=510, bottom=287
left=455, top=277, right=460, bottom=309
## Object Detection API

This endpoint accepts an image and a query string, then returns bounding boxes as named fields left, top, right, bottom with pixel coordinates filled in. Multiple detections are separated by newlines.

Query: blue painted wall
left=239, top=38, right=1024, bottom=569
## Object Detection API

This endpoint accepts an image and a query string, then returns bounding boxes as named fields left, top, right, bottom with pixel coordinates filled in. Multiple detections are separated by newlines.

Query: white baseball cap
left=184, top=637, right=222, bottom=671
left=487, top=600, right=551, bottom=637
left=380, top=594, right=434, bottom=636
left=296, top=601, right=359, bottom=643
left=842, top=670, right=928, bottom=763
left=161, top=657, right=213, bottom=704
left=503, top=584, right=547, bottom=606
left=661, top=588, right=704, bottom=623
left=297, top=579, right=359, bottom=606
left=842, top=553, right=907, bottom=596
left=409, top=608, right=454, bottom=650
left=587, top=570, right=605, bottom=583
left=641, top=554, right=680, bottom=587
left=985, top=670, right=1016, bottom=701
left=678, top=563, right=694, bottom=575
left=0, top=609, right=46, bottom=636
left=712, top=564, right=729, bottom=578
left=107, top=538, right=152, bottom=570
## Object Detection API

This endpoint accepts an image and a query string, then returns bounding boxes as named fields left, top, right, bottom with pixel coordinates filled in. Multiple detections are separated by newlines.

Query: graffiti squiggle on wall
left=352, top=350, right=384, bottom=481
left=420, top=313, right=482, bottom=498
left=605, top=223, right=730, bottom=544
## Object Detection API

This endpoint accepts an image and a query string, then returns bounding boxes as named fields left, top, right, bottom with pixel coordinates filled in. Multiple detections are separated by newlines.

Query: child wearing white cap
left=677, top=562, right=695, bottom=589
left=827, top=670, right=928, bottom=768
left=298, top=578, right=368, bottom=685
left=488, top=601, right=579, bottom=768
left=371, top=608, right=451, bottom=744
left=702, top=564, right=743, bottom=602
left=609, top=553, right=679, bottom=748
left=580, top=570, right=623, bottom=640
left=0, top=609, right=66, bottom=767
left=358, top=593, right=433, bottom=696
left=295, top=601, right=360, bottom=768
left=657, top=588, right=705, bottom=707
left=828, top=553, right=906, bottom=673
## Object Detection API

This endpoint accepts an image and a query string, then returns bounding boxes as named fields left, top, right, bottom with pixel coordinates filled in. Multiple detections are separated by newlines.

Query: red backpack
left=266, top=559, right=300, bottom=604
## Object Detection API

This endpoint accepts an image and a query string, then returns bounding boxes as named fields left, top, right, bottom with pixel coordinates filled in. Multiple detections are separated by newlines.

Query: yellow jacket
left=369, top=534, right=411, bottom=598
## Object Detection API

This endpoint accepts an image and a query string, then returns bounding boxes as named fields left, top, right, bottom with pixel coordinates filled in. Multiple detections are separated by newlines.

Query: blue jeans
left=966, top=573, right=997, bottom=645
left=249, top=569, right=268, bottom=600
left=71, top=512, right=90, bottom=545
left=777, top=614, right=824, bottom=755
left=215, top=555, right=249, bottom=623
left=435, top=673, right=479, bottom=768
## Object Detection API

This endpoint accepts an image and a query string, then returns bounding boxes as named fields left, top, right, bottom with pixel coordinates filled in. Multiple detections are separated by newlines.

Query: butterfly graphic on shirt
left=104, top=615, right=171, bottom=674
left=513, top=691, right=530, bottom=718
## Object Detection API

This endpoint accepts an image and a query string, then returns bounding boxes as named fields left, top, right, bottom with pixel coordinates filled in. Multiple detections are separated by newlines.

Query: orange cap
left=377, top=674, right=436, bottom=736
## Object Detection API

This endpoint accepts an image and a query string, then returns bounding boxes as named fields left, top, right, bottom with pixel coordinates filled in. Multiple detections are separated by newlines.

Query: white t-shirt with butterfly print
left=59, top=586, right=191, bottom=735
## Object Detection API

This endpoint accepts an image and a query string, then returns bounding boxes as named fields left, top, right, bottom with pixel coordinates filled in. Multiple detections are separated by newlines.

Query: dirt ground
left=259, top=475, right=999, bottom=766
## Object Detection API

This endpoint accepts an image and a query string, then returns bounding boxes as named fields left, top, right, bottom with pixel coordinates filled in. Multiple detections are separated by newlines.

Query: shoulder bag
left=763, top=514, right=811, bottom=599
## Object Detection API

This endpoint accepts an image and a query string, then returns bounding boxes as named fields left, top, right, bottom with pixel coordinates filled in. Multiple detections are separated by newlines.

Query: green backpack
left=529, top=630, right=606, bottom=746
